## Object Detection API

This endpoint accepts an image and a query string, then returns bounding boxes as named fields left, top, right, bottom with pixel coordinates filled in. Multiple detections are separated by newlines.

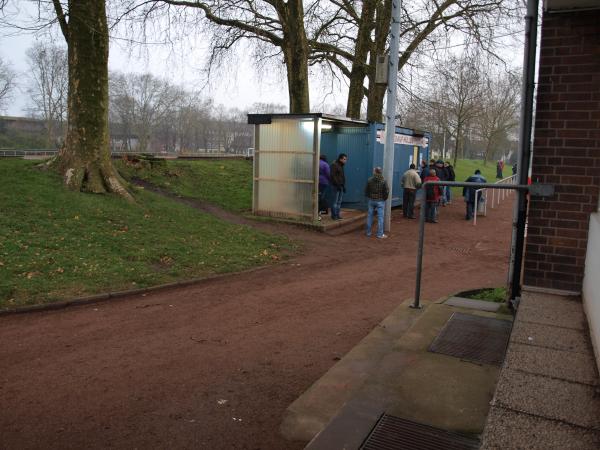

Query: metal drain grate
left=429, top=312, right=512, bottom=366
left=360, top=414, right=479, bottom=450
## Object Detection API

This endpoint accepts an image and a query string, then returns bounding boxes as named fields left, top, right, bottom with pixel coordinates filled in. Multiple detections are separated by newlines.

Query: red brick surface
left=524, top=10, right=600, bottom=292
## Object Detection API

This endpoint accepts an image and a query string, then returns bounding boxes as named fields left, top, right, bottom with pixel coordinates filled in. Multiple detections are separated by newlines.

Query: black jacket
left=365, top=174, right=389, bottom=201
left=446, top=165, right=456, bottom=181
left=330, top=161, right=345, bottom=188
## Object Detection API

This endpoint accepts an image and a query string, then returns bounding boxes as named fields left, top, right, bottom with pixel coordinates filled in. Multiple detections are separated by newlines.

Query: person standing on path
left=401, top=163, right=421, bottom=219
left=496, top=160, right=504, bottom=179
left=365, top=167, right=390, bottom=239
left=444, top=161, right=455, bottom=204
left=330, top=153, right=347, bottom=220
left=318, top=155, right=331, bottom=220
left=463, top=169, right=487, bottom=221
left=434, top=160, right=449, bottom=206
left=423, top=169, right=442, bottom=223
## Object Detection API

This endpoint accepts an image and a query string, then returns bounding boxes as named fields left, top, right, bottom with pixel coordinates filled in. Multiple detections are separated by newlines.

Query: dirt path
left=0, top=198, right=516, bottom=450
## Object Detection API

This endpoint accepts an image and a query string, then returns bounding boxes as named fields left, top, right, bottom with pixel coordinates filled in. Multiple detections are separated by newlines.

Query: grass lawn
left=116, top=159, right=253, bottom=212
left=449, top=159, right=513, bottom=197
left=0, top=159, right=292, bottom=309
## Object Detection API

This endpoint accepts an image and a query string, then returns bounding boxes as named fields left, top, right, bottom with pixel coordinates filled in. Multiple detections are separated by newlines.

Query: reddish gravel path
left=0, top=198, right=516, bottom=450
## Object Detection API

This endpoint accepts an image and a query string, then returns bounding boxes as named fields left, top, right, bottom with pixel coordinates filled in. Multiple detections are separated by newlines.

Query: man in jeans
left=401, top=163, right=421, bottom=219
left=365, top=167, right=390, bottom=239
left=330, top=153, right=348, bottom=220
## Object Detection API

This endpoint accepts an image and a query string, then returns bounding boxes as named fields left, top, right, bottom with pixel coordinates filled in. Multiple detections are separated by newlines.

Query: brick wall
left=523, top=10, right=600, bottom=292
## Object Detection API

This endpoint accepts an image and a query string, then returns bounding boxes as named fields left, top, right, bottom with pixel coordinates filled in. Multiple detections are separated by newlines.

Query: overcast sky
left=1, top=2, right=524, bottom=118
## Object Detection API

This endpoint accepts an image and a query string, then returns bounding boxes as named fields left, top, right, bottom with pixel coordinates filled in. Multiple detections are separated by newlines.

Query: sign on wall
left=376, top=130, right=429, bottom=148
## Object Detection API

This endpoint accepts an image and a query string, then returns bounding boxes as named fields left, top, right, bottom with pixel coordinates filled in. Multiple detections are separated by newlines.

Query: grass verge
left=115, top=158, right=252, bottom=212
left=0, top=159, right=293, bottom=309
left=450, top=159, right=513, bottom=198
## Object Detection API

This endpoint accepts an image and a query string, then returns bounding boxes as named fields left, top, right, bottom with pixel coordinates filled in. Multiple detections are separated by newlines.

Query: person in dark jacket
left=444, top=161, right=456, bottom=204
left=420, top=160, right=430, bottom=178
left=512, top=163, right=517, bottom=176
left=434, top=160, right=448, bottom=205
left=463, top=169, right=487, bottom=220
left=330, top=153, right=348, bottom=220
left=318, top=155, right=330, bottom=219
left=365, top=167, right=390, bottom=239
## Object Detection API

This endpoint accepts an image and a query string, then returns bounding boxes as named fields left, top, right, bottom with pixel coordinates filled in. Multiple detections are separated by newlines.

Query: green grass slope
left=0, top=159, right=291, bottom=309
left=116, top=159, right=253, bottom=212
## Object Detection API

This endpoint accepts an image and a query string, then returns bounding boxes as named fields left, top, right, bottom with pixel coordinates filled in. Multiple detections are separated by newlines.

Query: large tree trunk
left=282, top=0, right=310, bottom=113
left=53, top=0, right=131, bottom=198
left=366, top=0, right=391, bottom=122
left=346, top=0, right=376, bottom=119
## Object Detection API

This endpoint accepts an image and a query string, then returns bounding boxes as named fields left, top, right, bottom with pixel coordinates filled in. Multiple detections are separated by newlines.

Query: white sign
left=376, top=130, right=429, bottom=148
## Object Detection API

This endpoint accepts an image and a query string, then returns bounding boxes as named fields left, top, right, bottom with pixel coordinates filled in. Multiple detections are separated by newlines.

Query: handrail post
left=412, top=181, right=428, bottom=309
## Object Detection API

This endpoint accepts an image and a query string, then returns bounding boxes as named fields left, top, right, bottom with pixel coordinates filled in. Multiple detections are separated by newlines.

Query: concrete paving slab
left=510, top=319, right=592, bottom=354
left=280, top=299, right=424, bottom=442
left=376, top=350, right=500, bottom=435
left=304, top=303, right=511, bottom=449
left=518, top=292, right=587, bottom=330
left=493, top=368, right=600, bottom=430
left=444, top=297, right=501, bottom=312
left=304, top=396, right=383, bottom=450
left=482, top=406, right=600, bottom=450
left=505, top=342, right=599, bottom=385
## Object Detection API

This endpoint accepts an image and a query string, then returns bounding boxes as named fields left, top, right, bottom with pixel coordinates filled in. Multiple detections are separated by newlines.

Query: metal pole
left=412, top=187, right=427, bottom=309
left=509, top=0, right=539, bottom=300
left=383, top=0, right=402, bottom=233
left=474, top=191, right=478, bottom=226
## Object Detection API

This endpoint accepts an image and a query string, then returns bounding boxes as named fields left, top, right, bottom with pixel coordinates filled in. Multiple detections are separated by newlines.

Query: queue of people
left=318, top=152, right=492, bottom=236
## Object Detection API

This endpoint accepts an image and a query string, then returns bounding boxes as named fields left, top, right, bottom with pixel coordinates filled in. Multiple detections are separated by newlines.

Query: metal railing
left=490, top=174, right=518, bottom=209
left=413, top=180, right=534, bottom=309
left=472, top=174, right=517, bottom=226
left=0, top=149, right=57, bottom=158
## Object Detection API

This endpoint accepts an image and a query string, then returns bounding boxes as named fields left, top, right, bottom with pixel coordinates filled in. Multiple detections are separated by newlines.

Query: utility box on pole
left=375, top=55, right=389, bottom=85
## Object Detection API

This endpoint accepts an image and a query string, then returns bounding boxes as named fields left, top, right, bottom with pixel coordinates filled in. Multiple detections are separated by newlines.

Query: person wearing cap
left=401, top=163, right=421, bottom=219
left=463, top=169, right=487, bottom=220
left=364, top=167, right=390, bottom=239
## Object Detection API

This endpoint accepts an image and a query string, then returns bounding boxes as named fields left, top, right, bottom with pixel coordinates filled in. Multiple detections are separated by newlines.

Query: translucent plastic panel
left=255, top=180, right=313, bottom=218
left=255, top=118, right=317, bottom=219
left=259, top=119, right=315, bottom=153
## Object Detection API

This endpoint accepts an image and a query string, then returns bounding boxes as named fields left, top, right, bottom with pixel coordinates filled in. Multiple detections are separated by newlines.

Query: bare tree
left=124, top=0, right=315, bottom=113
left=434, top=54, right=485, bottom=166
left=110, top=72, right=185, bottom=153
left=0, top=56, right=15, bottom=112
left=26, top=42, right=68, bottom=147
left=312, top=0, right=520, bottom=120
left=477, top=69, right=520, bottom=164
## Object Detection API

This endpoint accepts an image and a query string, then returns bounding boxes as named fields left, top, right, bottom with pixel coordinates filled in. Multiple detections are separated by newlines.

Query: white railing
left=491, top=174, right=517, bottom=209
left=473, top=174, right=517, bottom=225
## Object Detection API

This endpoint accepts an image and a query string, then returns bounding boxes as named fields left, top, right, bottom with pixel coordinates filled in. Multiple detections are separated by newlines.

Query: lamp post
left=383, top=0, right=402, bottom=233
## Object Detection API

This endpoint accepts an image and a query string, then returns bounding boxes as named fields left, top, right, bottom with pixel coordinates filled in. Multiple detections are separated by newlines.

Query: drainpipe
left=508, top=0, right=540, bottom=302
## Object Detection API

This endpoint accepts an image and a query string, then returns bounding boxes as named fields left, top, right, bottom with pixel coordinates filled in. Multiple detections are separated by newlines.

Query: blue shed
left=248, top=113, right=430, bottom=222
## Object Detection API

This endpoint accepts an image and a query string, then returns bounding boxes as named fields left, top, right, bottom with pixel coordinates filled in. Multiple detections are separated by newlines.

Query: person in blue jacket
left=318, top=155, right=331, bottom=220
left=463, top=169, right=487, bottom=220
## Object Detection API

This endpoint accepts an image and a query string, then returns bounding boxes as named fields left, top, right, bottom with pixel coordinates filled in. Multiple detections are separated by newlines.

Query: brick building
left=523, top=2, right=600, bottom=294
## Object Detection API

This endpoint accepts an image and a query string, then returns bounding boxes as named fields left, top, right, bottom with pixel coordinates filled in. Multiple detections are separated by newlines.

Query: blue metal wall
left=318, top=123, right=430, bottom=211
